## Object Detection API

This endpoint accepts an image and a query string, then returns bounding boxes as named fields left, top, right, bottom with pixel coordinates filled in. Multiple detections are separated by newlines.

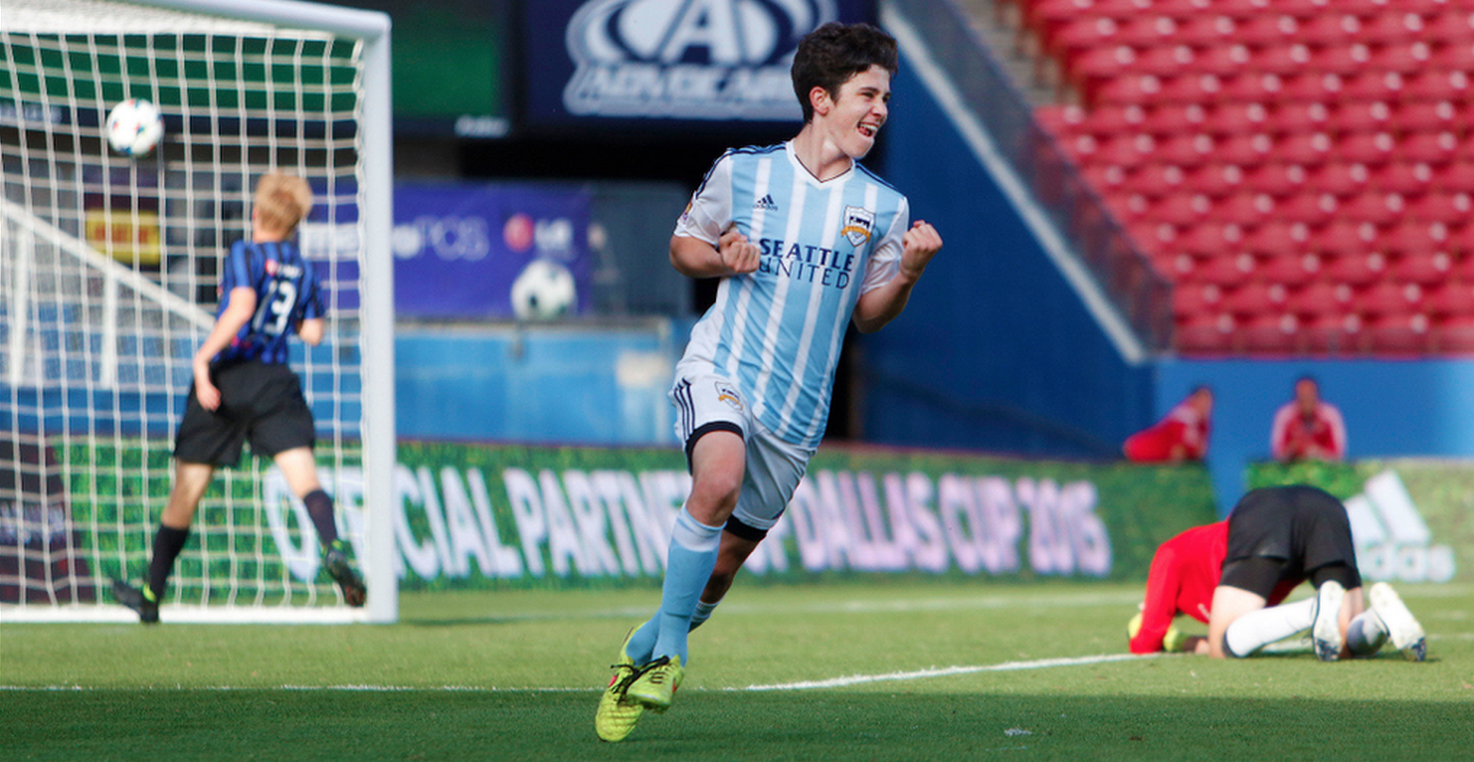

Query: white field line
left=738, top=652, right=1154, bottom=692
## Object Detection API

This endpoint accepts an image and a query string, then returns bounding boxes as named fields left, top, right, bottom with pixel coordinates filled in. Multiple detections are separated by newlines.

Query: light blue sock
left=650, top=508, right=722, bottom=666
left=624, top=616, right=660, bottom=665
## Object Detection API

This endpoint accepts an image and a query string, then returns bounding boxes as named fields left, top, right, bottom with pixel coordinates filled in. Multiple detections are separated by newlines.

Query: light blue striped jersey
left=674, top=141, right=910, bottom=449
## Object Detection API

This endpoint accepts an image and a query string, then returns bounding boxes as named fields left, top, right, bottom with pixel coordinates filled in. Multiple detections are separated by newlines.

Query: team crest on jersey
left=841, top=206, right=875, bottom=247
left=715, top=381, right=744, bottom=412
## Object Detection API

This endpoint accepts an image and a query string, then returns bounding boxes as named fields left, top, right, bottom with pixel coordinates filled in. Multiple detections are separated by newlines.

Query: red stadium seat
left=1401, top=70, right=1472, bottom=101
left=1370, top=41, right=1434, bottom=73
left=1321, top=251, right=1391, bottom=285
left=1428, top=42, right=1474, bottom=72
left=1153, top=133, right=1219, bottom=166
left=1423, top=280, right=1474, bottom=315
left=1435, top=313, right=1474, bottom=353
left=1433, top=161, right=1474, bottom=192
left=1335, top=192, right=1402, bottom=225
left=1172, top=282, right=1226, bottom=314
left=1137, top=103, right=1210, bottom=134
left=1268, top=132, right=1335, bottom=165
left=1301, top=162, right=1371, bottom=196
left=1404, top=191, right=1474, bottom=222
left=1399, top=131, right=1461, bottom=164
left=1264, top=102, right=1330, bottom=134
left=1309, top=43, right=1375, bottom=75
left=1182, top=164, right=1246, bottom=196
left=1310, top=220, right=1379, bottom=256
left=1274, top=192, right=1337, bottom=225
left=1380, top=219, right=1454, bottom=255
left=1241, top=163, right=1309, bottom=196
left=1333, top=132, right=1398, bottom=165
left=1357, top=280, right=1426, bottom=315
left=1355, top=12, right=1430, bottom=45
left=1370, top=163, right=1434, bottom=195
left=1296, top=15, right=1365, bottom=45
left=1080, top=104, right=1150, bottom=134
left=1175, top=311, right=1237, bottom=354
left=1327, top=101, right=1394, bottom=133
left=1118, top=163, right=1185, bottom=196
left=1393, top=101, right=1461, bottom=132
left=1231, top=14, right=1300, bottom=46
left=1175, top=251, right=1258, bottom=285
left=1208, top=192, right=1274, bottom=225
left=1285, top=281, right=1355, bottom=315
left=1242, top=220, right=1311, bottom=257
left=1175, top=222, right=1248, bottom=256
left=1174, top=15, right=1240, bottom=46
left=1423, top=10, right=1474, bottom=43
left=1388, top=251, right=1456, bottom=284
left=1033, top=104, right=1089, bottom=138
left=1301, top=312, right=1363, bottom=355
left=1219, top=281, right=1289, bottom=314
left=1364, top=313, right=1433, bottom=355
left=1238, top=313, right=1301, bottom=354
left=1257, top=252, right=1323, bottom=286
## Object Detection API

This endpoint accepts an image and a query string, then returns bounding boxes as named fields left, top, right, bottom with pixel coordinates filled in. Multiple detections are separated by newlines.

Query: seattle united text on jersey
left=215, top=239, right=324, bottom=365
left=675, top=142, right=908, bottom=449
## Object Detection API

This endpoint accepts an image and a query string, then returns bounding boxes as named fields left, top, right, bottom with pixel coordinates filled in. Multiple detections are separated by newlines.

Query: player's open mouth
left=859, top=123, right=879, bottom=138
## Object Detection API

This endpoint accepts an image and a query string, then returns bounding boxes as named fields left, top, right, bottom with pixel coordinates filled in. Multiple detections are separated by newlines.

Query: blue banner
left=391, top=182, right=592, bottom=319
left=523, top=0, right=875, bottom=132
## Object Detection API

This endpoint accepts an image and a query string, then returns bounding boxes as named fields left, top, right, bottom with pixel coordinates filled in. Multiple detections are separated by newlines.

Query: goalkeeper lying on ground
left=1129, top=484, right=1426, bottom=661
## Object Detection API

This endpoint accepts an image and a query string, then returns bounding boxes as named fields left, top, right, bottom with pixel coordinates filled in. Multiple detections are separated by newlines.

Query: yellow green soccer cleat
left=595, top=631, right=645, bottom=743
left=1128, top=612, right=1187, bottom=652
left=625, top=655, right=684, bottom=713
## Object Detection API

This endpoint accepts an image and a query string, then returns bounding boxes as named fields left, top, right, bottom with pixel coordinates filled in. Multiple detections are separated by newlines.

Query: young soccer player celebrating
left=1128, top=485, right=1425, bottom=662
left=595, top=22, right=942, bottom=742
left=112, top=171, right=365, bottom=623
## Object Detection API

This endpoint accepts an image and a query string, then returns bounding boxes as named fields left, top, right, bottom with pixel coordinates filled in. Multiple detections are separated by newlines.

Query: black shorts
left=174, top=360, right=316, bottom=466
left=1220, top=485, right=1360, bottom=597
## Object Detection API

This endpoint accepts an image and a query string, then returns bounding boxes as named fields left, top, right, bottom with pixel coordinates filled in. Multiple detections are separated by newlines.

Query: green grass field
left=3, top=581, right=1471, bottom=761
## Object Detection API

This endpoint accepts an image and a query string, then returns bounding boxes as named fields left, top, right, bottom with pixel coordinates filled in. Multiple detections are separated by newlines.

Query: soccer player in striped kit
left=597, top=22, right=943, bottom=741
left=112, top=171, right=365, bottom=623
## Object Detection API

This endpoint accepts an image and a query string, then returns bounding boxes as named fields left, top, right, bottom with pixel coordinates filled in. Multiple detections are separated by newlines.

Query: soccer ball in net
left=105, top=98, right=165, bottom=157
left=511, top=259, right=576, bottom=320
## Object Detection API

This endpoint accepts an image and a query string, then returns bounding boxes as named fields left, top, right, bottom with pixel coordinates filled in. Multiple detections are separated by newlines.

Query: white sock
left=1346, top=610, right=1389, bottom=655
left=1225, top=598, right=1318, bottom=657
left=689, top=599, right=718, bottom=631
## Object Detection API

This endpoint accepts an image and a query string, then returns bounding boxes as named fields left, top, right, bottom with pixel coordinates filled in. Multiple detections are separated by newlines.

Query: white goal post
left=0, top=0, right=396, bottom=623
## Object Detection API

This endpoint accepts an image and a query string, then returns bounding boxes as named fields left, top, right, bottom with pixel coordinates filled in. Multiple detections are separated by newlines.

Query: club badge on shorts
left=841, top=205, right=875, bottom=247
left=715, top=381, right=744, bottom=412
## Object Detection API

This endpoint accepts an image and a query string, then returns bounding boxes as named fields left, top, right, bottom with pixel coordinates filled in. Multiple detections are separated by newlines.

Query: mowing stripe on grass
left=739, top=652, right=1156, bottom=691
left=1, top=652, right=1161, bottom=694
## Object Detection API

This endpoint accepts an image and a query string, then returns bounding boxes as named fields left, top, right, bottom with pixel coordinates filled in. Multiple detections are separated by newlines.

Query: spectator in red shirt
left=1271, top=376, right=1346, bottom=462
left=1123, top=386, right=1212, bottom=463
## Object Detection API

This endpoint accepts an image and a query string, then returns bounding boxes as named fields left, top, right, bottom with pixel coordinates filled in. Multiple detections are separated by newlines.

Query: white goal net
left=0, top=0, right=395, bottom=622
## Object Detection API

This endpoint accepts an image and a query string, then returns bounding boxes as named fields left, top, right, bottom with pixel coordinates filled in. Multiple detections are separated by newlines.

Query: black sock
left=304, top=489, right=338, bottom=548
left=147, top=525, right=190, bottom=600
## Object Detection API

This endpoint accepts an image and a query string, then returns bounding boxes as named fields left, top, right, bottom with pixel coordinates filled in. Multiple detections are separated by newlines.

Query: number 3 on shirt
left=252, top=279, right=297, bottom=336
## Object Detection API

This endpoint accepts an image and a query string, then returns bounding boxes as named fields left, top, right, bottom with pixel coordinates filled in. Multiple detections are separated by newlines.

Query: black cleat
left=323, top=541, right=366, bottom=607
left=111, top=578, right=159, bottom=624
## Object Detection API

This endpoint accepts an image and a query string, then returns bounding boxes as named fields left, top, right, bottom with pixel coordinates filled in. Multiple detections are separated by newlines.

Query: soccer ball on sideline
left=511, top=258, right=576, bottom=320
left=105, top=98, right=164, bottom=157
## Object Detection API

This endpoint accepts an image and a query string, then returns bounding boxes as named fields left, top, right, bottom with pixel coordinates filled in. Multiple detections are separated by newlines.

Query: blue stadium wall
left=861, top=63, right=1152, bottom=459
left=1156, top=358, right=1474, bottom=513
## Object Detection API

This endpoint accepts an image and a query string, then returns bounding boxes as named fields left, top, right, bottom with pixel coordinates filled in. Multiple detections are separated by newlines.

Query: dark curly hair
left=791, top=22, right=898, bottom=123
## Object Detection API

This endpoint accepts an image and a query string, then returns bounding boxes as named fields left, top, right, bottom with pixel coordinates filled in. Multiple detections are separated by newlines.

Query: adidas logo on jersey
left=753, top=194, right=778, bottom=211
